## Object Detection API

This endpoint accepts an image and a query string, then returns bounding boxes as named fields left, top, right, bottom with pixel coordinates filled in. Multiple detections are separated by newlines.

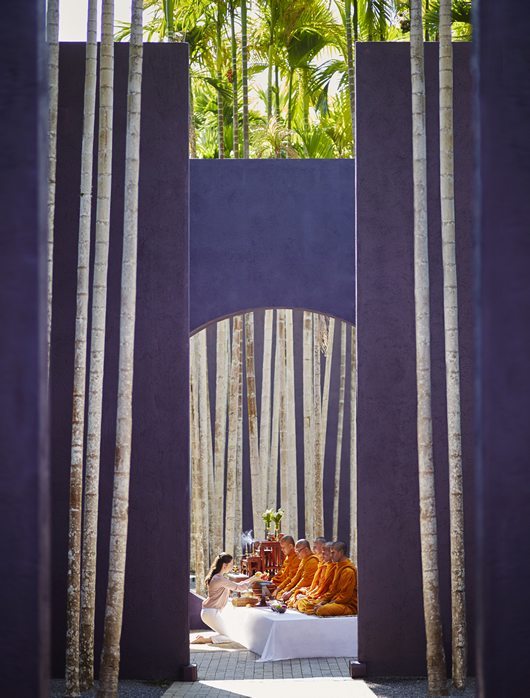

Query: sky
left=59, top=0, right=132, bottom=41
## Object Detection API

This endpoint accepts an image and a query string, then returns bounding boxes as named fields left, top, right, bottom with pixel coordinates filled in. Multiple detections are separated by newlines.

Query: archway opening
left=188, top=307, right=358, bottom=658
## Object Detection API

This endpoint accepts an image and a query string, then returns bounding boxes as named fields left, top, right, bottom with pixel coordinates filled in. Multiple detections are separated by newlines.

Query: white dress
left=201, top=573, right=251, bottom=643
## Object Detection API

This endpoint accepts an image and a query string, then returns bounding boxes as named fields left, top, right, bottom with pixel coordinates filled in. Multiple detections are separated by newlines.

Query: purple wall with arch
left=47, top=40, right=478, bottom=686
left=190, top=159, right=356, bottom=332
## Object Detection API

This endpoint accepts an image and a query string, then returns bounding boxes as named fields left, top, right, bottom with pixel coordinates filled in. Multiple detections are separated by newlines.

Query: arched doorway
left=189, top=308, right=357, bottom=598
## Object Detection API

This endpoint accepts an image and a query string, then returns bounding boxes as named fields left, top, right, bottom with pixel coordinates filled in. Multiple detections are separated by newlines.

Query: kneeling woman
left=193, top=552, right=257, bottom=644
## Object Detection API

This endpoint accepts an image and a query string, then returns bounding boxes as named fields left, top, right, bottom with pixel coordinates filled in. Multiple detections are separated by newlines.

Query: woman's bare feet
left=190, top=634, right=213, bottom=644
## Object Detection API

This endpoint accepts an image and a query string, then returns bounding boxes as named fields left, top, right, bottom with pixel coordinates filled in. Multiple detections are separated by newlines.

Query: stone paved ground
left=161, top=634, right=476, bottom=698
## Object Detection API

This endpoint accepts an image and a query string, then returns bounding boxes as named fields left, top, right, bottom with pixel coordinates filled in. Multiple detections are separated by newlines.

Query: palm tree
left=241, top=0, right=250, bottom=157
left=320, top=317, right=335, bottom=467
left=245, top=312, right=263, bottom=536
left=79, top=0, right=115, bottom=690
left=269, top=312, right=281, bottom=509
left=225, top=316, right=242, bottom=553
left=198, top=329, right=215, bottom=563
left=214, top=319, right=230, bottom=555
left=439, top=0, right=467, bottom=688
left=284, top=309, right=298, bottom=536
left=65, top=3, right=97, bottom=694
left=410, top=0, right=447, bottom=693
left=216, top=0, right=226, bottom=157
left=333, top=322, right=347, bottom=540
left=344, top=0, right=355, bottom=154
left=190, top=334, right=209, bottom=593
left=229, top=1, right=240, bottom=157
left=97, top=1, right=144, bottom=694
left=80, top=0, right=114, bottom=690
left=312, top=315, right=324, bottom=535
left=349, top=326, right=357, bottom=564
left=260, top=310, right=274, bottom=506
left=302, top=311, right=314, bottom=540
left=47, top=0, right=60, bottom=376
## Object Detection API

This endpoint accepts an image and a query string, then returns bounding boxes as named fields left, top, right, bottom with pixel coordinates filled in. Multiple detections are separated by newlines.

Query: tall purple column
left=50, top=43, right=190, bottom=680
left=475, top=1, right=530, bottom=695
left=356, top=43, right=475, bottom=676
left=0, top=1, right=50, bottom=696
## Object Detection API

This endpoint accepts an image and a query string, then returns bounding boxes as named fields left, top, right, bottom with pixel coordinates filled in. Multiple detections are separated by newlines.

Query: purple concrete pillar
left=0, top=2, right=50, bottom=696
left=356, top=43, right=475, bottom=676
left=50, top=43, right=190, bottom=680
left=475, top=1, right=530, bottom=695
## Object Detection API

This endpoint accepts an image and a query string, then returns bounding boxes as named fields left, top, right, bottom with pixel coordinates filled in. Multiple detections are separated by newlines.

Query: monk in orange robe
left=277, top=539, right=319, bottom=603
left=294, top=542, right=336, bottom=611
left=271, top=536, right=299, bottom=593
left=311, top=541, right=357, bottom=617
left=313, top=536, right=327, bottom=562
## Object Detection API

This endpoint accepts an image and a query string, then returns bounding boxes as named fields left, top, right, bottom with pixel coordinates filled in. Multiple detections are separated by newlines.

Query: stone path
left=160, top=634, right=477, bottom=698
left=162, top=634, right=370, bottom=697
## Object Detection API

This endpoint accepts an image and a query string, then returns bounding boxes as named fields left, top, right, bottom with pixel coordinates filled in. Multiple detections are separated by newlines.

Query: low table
left=221, top=603, right=358, bottom=662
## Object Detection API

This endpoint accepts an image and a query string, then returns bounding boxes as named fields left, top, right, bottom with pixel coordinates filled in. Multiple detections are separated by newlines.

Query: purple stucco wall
left=190, top=159, right=356, bottom=331
left=0, top=3, right=49, bottom=696
left=475, top=1, right=530, bottom=694
left=191, top=160, right=357, bottom=544
left=356, top=43, right=475, bottom=676
left=50, top=43, right=190, bottom=681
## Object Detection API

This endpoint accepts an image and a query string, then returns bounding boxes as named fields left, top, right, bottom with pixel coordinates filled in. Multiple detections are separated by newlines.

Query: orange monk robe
left=271, top=553, right=299, bottom=588
left=290, top=561, right=326, bottom=601
left=295, top=561, right=335, bottom=608
left=314, top=558, right=357, bottom=616
left=279, top=554, right=319, bottom=600
left=295, top=562, right=335, bottom=612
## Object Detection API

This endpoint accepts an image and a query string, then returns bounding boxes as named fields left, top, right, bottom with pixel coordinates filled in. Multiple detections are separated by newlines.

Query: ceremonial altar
left=221, top=603, right=358, bottom=662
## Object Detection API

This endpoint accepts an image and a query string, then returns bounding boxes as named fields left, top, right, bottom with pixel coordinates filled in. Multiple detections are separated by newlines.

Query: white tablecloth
left=220, top=603, right=358, bottom=662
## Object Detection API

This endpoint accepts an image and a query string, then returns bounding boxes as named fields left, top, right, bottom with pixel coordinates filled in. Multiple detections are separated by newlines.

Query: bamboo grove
left=117, top=0, right=472, bottom=159
left=190, top=310, right=357, bottom=595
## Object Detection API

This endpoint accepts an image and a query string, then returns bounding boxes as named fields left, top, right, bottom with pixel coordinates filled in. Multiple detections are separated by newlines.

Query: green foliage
left=116, top=0, right=472, bottom=158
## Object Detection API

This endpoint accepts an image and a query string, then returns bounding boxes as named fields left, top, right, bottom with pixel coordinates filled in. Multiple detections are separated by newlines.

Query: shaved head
left=331, top=540, right=348, bottom=563
left=281, top=535, right=295, bottom=546
left=332, top=541, right=348, bottom=555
